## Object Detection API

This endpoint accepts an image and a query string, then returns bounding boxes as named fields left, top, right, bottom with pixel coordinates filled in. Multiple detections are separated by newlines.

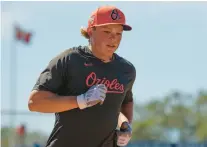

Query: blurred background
left=1, top=1, right=207, bottom=147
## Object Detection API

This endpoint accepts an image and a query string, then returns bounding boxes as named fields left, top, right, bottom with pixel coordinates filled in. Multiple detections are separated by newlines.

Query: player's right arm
left=28, top=49, right=107, bottom=113
left=28, top=90, right=79, bottom=113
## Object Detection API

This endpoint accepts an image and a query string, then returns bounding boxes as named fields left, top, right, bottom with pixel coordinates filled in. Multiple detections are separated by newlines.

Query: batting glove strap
left=120, top=122, right=132, bottom=133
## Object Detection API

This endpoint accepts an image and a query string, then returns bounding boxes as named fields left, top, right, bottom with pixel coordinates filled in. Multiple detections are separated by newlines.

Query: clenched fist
left=77, top=84, right=107, bottom=109
left=117, top=121, right=132, bottom=146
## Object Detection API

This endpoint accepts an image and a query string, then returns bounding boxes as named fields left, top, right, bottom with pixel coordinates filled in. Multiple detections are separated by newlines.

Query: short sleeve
left=122, top=66, right=136, bottom=104
left=32, top=51, right=69, bottom=94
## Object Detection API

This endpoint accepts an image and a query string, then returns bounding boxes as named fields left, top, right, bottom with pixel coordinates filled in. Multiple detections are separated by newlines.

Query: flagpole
left=7, top=22, right=32, bottom=147
left=9, top=22, right=18, bottom=147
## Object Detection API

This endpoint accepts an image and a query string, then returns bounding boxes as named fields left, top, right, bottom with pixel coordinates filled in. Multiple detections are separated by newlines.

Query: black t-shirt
left=32, top=46, right=136, bottom=147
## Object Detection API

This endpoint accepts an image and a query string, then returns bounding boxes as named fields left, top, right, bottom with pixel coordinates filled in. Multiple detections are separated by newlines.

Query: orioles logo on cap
left=111, top=9, right=120, bottom=20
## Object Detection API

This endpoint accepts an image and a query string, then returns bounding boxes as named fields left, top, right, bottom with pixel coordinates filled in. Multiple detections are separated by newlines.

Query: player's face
left=91, top=24, right=123, bottom=57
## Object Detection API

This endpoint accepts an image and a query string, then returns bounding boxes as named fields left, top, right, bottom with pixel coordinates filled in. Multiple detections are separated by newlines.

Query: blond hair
left=80, top=27, right=96, bottom=40
left=80, top=27, right=90, bottom=39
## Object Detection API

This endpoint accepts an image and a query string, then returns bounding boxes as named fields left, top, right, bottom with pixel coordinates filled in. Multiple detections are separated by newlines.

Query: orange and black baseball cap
left=85, top=5, right=132, bottom=35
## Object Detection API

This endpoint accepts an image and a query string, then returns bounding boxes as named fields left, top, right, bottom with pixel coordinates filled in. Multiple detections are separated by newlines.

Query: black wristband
left=120, top=121, right=132, bottom=132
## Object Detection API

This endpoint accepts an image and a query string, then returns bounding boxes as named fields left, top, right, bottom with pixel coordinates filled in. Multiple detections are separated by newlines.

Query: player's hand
left=116, top=122, right=132, bottom=147
left=77, top=84, right=107, bottom=109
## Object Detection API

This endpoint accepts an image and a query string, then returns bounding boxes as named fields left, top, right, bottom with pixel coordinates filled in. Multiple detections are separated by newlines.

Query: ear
left=91, top=27, right=96, bottom=35
left=90, top=27, right=96, bottom=41
left=92, top=27, right=96, bottom=31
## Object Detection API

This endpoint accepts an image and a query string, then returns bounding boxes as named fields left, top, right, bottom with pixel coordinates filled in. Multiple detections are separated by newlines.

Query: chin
left=107, top=50, right=116, bottom=56
left=102, top=51, right=113, bottom=58
left=101, top=47, right=117, bottom=57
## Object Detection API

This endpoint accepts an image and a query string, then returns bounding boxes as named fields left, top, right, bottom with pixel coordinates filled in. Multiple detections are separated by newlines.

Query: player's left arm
left=119, top=66, right=136, bottom=126
left=116, top=66, right=136, bottom=146
left=117, top=90, right=134, bottom=147
left=118, top=90, right=133, bottom=130
left=117, top=95, right=133, bottom=130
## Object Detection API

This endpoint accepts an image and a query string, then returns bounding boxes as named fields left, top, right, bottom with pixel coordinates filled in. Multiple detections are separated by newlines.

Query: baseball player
left=28, top=5, right=136, bottom=147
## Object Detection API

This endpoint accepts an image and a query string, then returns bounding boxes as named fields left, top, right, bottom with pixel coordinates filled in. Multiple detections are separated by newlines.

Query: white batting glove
left=77, top=84, right=107, bottom=109
left=117, top=122, right=132, bottom=146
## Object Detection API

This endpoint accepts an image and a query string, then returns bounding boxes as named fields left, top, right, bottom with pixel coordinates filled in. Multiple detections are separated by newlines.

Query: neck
left=89, top=45, right=113, bottom=63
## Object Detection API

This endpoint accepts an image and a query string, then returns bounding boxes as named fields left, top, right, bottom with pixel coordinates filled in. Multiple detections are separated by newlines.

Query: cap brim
left=123, top=24, right=132, bottom=31
left=92, top=23, right=132, bottom=31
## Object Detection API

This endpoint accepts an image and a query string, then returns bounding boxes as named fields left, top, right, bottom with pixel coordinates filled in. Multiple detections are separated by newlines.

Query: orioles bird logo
left=111, top=9, right=120, bottom=20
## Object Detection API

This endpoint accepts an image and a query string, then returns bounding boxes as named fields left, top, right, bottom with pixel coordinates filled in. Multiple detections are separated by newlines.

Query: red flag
left=16, top=124, right=26, bottom=136
left=15, top=26, right=32, bottom=44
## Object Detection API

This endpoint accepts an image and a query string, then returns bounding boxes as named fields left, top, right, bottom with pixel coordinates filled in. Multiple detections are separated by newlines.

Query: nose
left=109, top=33, right=116, bottom=41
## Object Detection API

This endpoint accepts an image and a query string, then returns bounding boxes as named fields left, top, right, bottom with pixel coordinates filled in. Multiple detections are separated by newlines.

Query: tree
left=132, top=89, right=207, bottom=142
left=194, top=90, right=207, bottom=141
